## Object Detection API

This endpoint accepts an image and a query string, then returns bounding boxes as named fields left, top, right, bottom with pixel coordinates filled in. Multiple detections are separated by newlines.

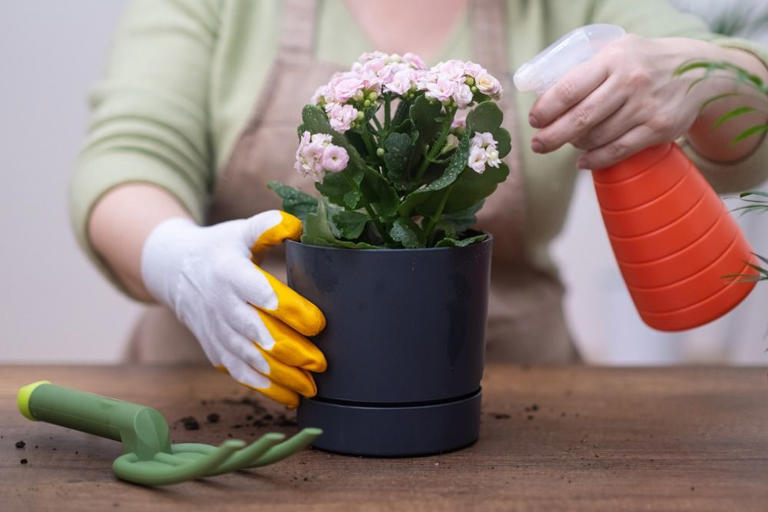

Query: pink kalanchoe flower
left=386, top=69, right=415, bottom=95
left=485, top=146, right=501, bottom=168
left=467, top=131, right=500, bottom=173
left=294, top=131, right=312, bottom=175
left=463, top=62, right=484, bottom=79
left=295, top=131, right=349, bottom=182
left=402, top=52, right=426, bottom=70
left=453, top=84, right=474, bottom=108
left=326, top=103, right=358, bottom=133
left=434, top=60, right=466, bottom=80
left=328, top=72, right=366, bottom=103
left=476, top=72, right=502, bottom=98
left=322, top=144, right=349, bottom=171
left=468, top=145, right=488, bottom=174
left=472, top=132, right=496, bottom=147
left=311, top=84, right=329, bottom=105
left=451, top=112, right=467, bottom=131
left=425, top=77, right=457, bottom=103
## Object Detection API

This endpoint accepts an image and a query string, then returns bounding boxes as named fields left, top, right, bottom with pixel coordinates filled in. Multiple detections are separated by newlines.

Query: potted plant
left=269, top=52, right=510, bottom=456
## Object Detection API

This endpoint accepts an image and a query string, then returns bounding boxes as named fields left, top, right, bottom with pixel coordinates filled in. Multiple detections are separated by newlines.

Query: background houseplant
left=271, top=52, right=510, bottom=456
left=675, top=59, right=768, bottom=283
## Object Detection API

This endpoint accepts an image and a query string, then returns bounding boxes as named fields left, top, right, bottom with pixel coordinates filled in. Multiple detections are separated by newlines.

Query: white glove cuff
left=140, top=217, right=199, bottom=307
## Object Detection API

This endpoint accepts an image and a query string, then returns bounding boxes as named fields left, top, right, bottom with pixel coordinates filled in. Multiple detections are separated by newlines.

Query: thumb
left=243, top=210, right=302, bottom=256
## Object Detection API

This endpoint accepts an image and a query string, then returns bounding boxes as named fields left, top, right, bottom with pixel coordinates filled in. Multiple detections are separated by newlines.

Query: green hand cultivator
left=17, top=381, right=320, bottom=486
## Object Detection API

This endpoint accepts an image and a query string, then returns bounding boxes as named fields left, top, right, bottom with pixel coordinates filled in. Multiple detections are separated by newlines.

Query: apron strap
left=469, top=0, right=510, bottom=79
left=277, top=0, right=318, bottom=64
left=469, top=0, right=527, bottom=263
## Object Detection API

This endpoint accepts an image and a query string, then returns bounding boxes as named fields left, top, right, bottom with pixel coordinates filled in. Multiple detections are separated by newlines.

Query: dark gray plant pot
left=285, top=236, right=492, bottom=457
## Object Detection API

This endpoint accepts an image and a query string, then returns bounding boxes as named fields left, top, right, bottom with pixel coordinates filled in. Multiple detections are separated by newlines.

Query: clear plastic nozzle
left=513, top=24, right=626, bottom=95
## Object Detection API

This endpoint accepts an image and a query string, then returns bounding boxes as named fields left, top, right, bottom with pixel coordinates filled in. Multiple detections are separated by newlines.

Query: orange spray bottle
left=514, top=25, right=757, bottom=331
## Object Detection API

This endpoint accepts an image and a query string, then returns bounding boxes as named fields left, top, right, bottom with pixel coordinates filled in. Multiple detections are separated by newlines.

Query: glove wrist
left=140, top=217, right=199, bottom=307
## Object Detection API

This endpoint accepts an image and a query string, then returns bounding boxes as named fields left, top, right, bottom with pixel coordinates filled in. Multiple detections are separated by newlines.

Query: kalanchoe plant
left=676, top=60, right=768, bottom=281
left=269, top=51, right=510, bottom=248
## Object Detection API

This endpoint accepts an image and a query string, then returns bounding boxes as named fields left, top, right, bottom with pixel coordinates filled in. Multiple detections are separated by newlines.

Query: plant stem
left=414, top=107, right=456, bottom=182
left=423, top=183, right=455, bottom=246
left=371, top=116, right=383, bottom=133
left=340, top=170, right=391, bottom=244
left=384, top=96, right=391, bottom=130
left=360, top=128, right=377, bottom=157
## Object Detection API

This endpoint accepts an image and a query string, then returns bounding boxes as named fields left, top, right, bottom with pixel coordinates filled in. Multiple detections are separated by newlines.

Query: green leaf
left=466, top=101, right=503, bottom=133
left=400, top=129, right=472, bottom=215
left=382, top=132, right=414, bottom=188
left=434, top=233, right=488, bottom=247
left=266, top=181, right=318, bottom=222
left=699, top=92, right=743, bottom=112
left=315, top=171, right=362, bottom=209
left=302, top=198, right=381, bottom=249
left=329, top=209, right=369, bottom=240
left=435, top=201, right=483, bottom=237
left=301, top=197, right=340, bottom=247
left=391, top=98, right=413, bottom=129
left=714, top=106, right=756, bottom=128
left=360, top=165, right=400, bottom=219
left=465, top=101, right=510, bottom=158
left=441, top=162, right=509, bottom=213
left=298, top=104, right=333, bottom=135
left=409, top=95, right=443, bottom=148
left=675, top=60, right=767, bottom=94
left=733, top=124, right=768, bottom=143
left=389, top=217, right=422, bottom=248
left=740, top=190, right=768, bottom=199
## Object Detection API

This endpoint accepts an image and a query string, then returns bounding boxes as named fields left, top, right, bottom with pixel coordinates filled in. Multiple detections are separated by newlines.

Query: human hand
left=528, top=35, right=710, bottom=169
left=141, top=210, right=326, bottom=408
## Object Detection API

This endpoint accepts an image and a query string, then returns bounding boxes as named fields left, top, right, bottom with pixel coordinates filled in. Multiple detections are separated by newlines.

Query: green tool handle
left=18, top=381, right=152, bottom=443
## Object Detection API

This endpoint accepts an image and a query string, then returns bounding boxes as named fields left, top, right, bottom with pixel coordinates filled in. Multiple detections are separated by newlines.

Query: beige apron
left=126, top=0, right=579, bottom=364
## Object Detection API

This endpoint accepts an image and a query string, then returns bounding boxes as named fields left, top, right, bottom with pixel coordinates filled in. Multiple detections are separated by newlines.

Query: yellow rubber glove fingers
left=215, top=364, right=300, bottom=410
left=254, top=309, right=327, bottom=372
left=254, top=345, right=317, bottom=398
left=256, top=268, right=326, bottom=337
left=250, top=211, right=302, bottom=256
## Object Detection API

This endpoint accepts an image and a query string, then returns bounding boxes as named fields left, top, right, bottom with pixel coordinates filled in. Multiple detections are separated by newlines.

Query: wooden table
left=1, top=365, right=767, bottom=511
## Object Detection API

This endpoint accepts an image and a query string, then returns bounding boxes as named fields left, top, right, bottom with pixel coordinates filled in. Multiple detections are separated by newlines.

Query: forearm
left=88, top=183, right=192, bottom=301
left=684, top=41, right=768, bottom=162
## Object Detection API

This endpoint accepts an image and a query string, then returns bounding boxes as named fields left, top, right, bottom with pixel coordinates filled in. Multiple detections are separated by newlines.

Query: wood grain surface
left=1, top=365, right=767, bottom=511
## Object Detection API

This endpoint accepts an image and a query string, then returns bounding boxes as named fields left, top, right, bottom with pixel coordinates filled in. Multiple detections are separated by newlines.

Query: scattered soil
left=15, top=441, right=25, bottom=449
left=20, top=459, right=28, bottom=464
left=206, top=413, right=220, bottom=423
left=177, top=416, right=200, bottom=431
left=222, top=397, right=267, bottom=415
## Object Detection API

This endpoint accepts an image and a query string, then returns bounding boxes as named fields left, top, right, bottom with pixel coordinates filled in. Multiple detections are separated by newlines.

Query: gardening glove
left=141, top=210, right=326, bottom=409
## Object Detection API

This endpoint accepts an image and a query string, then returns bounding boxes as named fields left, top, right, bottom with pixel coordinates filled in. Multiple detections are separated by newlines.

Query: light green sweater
left=71, top=0, right=768, bottom=292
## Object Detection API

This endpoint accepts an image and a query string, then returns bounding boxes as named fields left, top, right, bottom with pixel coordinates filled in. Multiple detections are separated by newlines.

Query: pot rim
left=285, top=232, right=493, bottom=253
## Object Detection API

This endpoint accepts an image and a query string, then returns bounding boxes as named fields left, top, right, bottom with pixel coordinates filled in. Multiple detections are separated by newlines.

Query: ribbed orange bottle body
left=593, top=143, right=757, bottom=331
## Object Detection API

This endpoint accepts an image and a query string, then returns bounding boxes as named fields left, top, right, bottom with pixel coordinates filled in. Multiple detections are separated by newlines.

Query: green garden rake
left=17, top=381, right=321, bottom=486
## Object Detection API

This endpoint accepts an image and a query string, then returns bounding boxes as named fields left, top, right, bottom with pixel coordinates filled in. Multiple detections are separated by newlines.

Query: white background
left=1, top=0, right=766, bottom=364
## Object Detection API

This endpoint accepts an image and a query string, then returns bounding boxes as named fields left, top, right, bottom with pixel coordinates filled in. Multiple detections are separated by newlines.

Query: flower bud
left=376, top=147, right=385, bottom=157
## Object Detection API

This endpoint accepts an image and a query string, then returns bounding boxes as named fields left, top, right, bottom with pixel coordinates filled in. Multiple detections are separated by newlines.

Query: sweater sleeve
left=585, top=0, right=768, bottom=193
left=69, top=0, right=220, bottom=292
